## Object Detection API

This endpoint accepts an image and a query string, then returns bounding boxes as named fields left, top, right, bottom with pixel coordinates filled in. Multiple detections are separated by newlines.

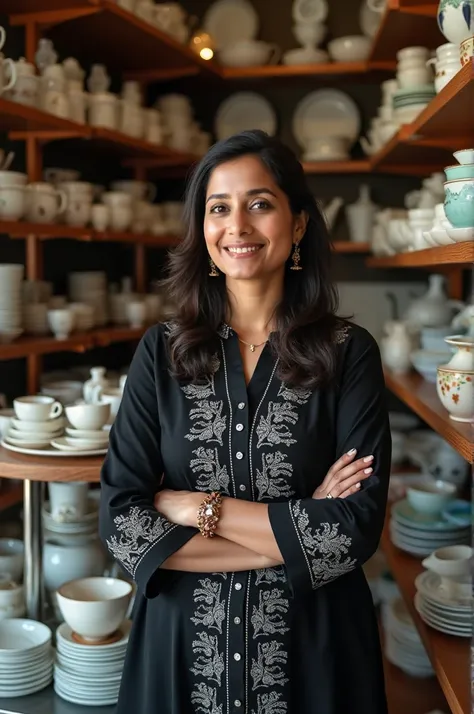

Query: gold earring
left=209, top=258, right=219, bottom=277
left=290, top=242, right=302, bottom=271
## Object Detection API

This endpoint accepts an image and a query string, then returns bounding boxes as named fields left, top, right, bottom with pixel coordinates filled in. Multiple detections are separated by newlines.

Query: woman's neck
left=225, top=275, right=283, bottom=335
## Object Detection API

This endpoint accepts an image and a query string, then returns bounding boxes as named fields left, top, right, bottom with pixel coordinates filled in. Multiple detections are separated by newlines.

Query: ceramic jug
left=346, top=184, right=377, bottom=243
left=404, top=274, right=464, bottom=328
left=438, top=0, right=474, bottom=45
left=83, top=367, right=109, bottom=404
left=381, top=321, right=412, bottom=374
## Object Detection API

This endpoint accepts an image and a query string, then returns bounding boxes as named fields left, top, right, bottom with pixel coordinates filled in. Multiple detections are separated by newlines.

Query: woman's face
left=203, top=155, right=306, bottom=282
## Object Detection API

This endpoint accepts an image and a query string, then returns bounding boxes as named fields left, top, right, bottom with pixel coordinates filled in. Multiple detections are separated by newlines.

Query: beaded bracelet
left=196, top=491, right=223, bottom=538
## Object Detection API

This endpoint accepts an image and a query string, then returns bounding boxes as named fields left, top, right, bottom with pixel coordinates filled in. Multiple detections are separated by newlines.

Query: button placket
left=233, top=400, right=250, bottom=499
left=228, top=577, right=246, bottom=713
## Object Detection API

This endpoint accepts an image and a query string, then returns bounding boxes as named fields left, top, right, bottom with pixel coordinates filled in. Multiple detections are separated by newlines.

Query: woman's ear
left=293, top=211, right=309, bottom=244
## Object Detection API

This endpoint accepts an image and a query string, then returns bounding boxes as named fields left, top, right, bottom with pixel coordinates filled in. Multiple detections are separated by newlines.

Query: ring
left=326, top=492, right=333, bottom=499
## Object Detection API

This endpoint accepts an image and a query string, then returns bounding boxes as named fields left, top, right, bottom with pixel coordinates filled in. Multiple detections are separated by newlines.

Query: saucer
left=446, top=226, right=474, bottom=242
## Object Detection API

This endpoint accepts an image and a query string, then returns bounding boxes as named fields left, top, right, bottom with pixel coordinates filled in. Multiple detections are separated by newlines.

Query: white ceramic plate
left=56, top=620, right=131, bottom=650
left=203, top=0, right=258, bottom=51
left=1, top=438, right=107, bottom=458
left=215, top=92, right=277, bottom=141
left=292, top=89, right=361, bottom=148
left=4, top=434, right=52, bottom=449
left=65, top=427, right=109, bottom=440
left=415, top=572, right=472, bottom=609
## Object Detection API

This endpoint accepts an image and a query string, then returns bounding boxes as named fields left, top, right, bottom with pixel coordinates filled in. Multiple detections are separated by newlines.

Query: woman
left=100, top=130, right=391, bottom=714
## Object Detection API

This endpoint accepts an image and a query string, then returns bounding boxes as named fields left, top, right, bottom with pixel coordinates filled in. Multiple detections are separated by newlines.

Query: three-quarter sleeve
left=268, top=328, right=391, bottom=598
left=99, top=326, right=197, bottom=598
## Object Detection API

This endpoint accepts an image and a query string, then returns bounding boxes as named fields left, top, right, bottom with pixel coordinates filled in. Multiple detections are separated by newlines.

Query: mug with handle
left=0, top=57, right=17, bottom=95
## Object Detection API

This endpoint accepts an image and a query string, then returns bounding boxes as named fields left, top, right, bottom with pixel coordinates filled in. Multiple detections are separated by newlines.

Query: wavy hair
left=162, top=129, right=343, bottom=389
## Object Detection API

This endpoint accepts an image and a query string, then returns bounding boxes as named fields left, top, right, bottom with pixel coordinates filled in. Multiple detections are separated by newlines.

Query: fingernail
left=356, top=482, right=361, bottom=488
left=364, top=467, right=373, bottom=474
left=363, top=455, right=374, bottom=463
left=347, top=448, right=357, bottom=456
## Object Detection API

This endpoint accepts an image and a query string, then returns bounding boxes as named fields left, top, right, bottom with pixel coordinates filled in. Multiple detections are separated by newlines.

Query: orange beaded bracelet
left=196, top=491, right=223, bottom=538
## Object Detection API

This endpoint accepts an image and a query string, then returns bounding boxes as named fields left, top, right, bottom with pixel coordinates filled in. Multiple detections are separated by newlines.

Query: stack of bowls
left=443, top=148, right=474, bottom=243
left=68, top=271, right=107, bottom=326
left=0, top=619, right=54, bottom=697
left=396, top=46, right=433, bottom=89
left=54, top=577, right=133, bottom=706
left=0, top=263, right=24, bottom=344
left=422, top=203, right=456, bottom=246
left=427, top=42, right=462, bottom=93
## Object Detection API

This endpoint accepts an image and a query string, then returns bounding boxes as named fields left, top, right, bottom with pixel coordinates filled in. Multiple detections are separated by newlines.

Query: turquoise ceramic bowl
left=444, top=163, right=474, bottom=180
left=444, top=178, right=474, bottom=228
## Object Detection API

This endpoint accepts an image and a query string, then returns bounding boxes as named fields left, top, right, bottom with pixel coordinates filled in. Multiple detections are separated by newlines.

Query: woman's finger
left=321, top=448, right=358, bottom=487
left=326, top=467, right=372, bottom=499
left=324, top=455, right=373, bottom=491
left=338, top=482, right=364, bottom=499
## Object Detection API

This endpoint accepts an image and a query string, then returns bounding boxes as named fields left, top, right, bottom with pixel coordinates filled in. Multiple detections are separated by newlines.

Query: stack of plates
left=415, top=572, right=472, bottom=638
left=52, top=426, right=109, bottom=453
left=43, top=496, right=99, bottom=538
left=383, top=598, right=433, bottom=677
left=0, top=619, right=53, bottom=698
left=390, top=500, right=470, bottom=557
left=392, top=85, right=436, bottom=124
left=0, top=264, right=24, bottom=344
left=54, top=620, right=131, bottom=706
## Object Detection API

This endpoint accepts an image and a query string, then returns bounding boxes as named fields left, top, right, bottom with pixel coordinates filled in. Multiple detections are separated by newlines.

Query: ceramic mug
left=13, top=395, right=63, bottom=422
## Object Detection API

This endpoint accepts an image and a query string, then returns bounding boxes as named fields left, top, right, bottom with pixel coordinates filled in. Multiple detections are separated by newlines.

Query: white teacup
left=13, top=395, right=63, bottom=422
left=48, top=308, right=75, bottom=340
left=48, top=481, right=89, bottom=522
left=127, top=300, right=147, bottom=328
left=90, top=204, right=109, bottom=232
left=66, top=402, right=111, bottom=431
left=25, top=182, right=67, bottom=223
left=0, top=186, right=26, bottom=220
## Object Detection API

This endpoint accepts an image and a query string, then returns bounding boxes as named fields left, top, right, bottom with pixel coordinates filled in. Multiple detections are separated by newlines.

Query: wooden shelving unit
left=220, top=61, right=396, bottom=80
left=381, top=523, right=470, bottom=714
left=0, top=326, right=146, bottom=361
left=384, top=370, right=474, bottom=463
left=367, top=243, right=474, bottom=268
left=0, top=447, right=103, bottom=482
left=333, top=241, right=371, bottom=253
left=302, top=160, right=371, bottom=174
left=0, top=220, right=179, bottom=246
left=370, top=0, right=443, bottom=63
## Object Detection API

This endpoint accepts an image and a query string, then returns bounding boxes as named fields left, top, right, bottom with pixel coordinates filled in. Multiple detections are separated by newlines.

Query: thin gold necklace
left=237, top=337, right=268, bottom=353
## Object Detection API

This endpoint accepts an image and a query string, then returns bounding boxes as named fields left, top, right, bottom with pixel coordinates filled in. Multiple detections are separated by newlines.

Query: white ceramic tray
left=1, top=439, right=107, bottom=458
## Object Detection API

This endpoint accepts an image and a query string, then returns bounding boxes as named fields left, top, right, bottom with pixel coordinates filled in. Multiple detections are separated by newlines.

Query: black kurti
left=100, top=320, right=392, bottom=714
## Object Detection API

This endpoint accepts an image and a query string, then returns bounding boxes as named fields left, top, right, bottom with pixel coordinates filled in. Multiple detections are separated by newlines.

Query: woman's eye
left=210, top=204, right=227, bottom=214
left=251, top=200, right=271, bottom=210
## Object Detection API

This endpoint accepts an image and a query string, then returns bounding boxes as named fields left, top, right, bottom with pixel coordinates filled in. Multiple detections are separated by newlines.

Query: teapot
left=320, top=197, right=344, bottom=232
left=404, top=274, right=464, bottom=329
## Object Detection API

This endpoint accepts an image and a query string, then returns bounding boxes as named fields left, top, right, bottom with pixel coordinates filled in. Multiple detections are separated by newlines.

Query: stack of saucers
left=42, top=495, right=99, bottom=539
left=382, top=598, right=433, bottom=677
left=415, top=571, right=472, bottom=638
left=54, top=620, right=131, bottom=706
left=392, top=85, right=436, bottom=124
left=0, top=619, right=53, bottom=697
left=390, top=499, right=470, bottom=557
left=51, top=402, right=111, bottom=453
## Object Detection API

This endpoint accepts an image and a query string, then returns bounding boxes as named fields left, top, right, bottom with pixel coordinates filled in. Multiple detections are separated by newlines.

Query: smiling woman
left=100, top=130, right=392, bottom=714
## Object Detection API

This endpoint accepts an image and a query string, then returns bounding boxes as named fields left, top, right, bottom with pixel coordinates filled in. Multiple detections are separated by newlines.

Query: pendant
left=249, top=344, right=255, bottom=352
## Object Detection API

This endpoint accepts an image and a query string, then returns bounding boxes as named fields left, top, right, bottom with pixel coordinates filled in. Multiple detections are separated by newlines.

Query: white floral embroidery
left=191, top=683, right=223, bottom=714
left=105, top=506, right=176, bottom=576
left=255, top=452, right=294, bottom=500
left=191, top=579, right=226, bottom=635
left=254, top=566, right=287, bottom=587
left=251, top=589, right=289, bottom=638
left=255, top=402, right=298, bottom=449
left=277, top=384, right=312, bottom=405
left=252, top=692, right=288, bottom=714
left=186, top=400, right=227, bottom=445
left=191, top=632, right=224, bottom=685
left=251, top=641, right=289, bottom=690
left=335, top=323, right=351, bottom=344
left=190, top=446, right=230, bottom=494
left=217, top=324, right=231, bottom=339
left=290, top=500, right=357, bottom=588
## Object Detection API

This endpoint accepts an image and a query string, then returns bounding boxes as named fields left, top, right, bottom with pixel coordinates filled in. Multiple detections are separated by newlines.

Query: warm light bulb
left=200, top=47, right=214, bottom=61
left=189, top=29, right=215, bottom=62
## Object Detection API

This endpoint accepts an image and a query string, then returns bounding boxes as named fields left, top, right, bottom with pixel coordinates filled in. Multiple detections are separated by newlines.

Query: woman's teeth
left=226, top=246, right=262, bottom=254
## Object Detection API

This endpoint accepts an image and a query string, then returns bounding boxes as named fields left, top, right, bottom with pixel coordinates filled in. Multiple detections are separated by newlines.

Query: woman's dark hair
left=162, top=129, right=344, bottom=389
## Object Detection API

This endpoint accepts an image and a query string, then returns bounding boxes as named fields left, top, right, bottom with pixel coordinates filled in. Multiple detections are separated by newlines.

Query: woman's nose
left=227, top=208, right=252, bottom=236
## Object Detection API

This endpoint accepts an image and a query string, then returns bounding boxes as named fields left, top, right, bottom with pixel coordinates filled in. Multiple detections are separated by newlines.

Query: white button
left=239, top=484, right=246, bottom=492
left=236, top=423, right=244, bottom=432
left=235, top=583, right=242, bottom=591
left=234, top=701, right=242, bottom=708
left=234, top=653, right=241, bottom=662
left=234, top=617, right=241, bottom=624
left=238, top=402, right=245, bottom=410
left=236, top=452, right=244, bottom=460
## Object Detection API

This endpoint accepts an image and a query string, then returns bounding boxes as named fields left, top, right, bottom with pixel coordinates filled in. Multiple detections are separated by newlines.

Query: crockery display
left=215, top=92, right=277, bottom=140
left=203, top=0, right=259, bottom=51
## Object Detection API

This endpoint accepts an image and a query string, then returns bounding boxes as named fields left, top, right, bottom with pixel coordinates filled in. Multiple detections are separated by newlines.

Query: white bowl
left=56, top=577, right=132, bottom=642
left=406, top=478, right=456, bottom=515
left=65, top=402, right=110, bottom=431
left=453, top=148, right=474, bottom=165
left=0, top=618, right=52, bottom=654
left=327, top=35, right=371, bottom=62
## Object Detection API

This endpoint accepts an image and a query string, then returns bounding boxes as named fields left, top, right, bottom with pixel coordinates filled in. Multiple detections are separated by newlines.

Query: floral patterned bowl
left=437, top=365, right=474, bottom=422
left=444, top=178, right=474, bottom=228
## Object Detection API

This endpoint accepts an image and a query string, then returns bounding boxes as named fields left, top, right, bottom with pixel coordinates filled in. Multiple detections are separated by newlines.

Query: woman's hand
left=313, top=449, right=373, bottom=500
left=154, top=489, right=202, bottom=527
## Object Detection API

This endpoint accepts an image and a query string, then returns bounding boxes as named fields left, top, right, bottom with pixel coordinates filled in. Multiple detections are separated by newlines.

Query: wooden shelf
left=333, top=241, right=371, bottom=253
left=367, top=242, right=474, bottom=267
left=0, top=447, right=103, bottom=482
left=398, top=0, right=438, bottom=15
left=0, top=326, right=146, bottom=361
left=381, top=520, right=470, bottom=714
left=0, top=98, right=90, bottom=136
left=384, top=370, right=474, bottom=463
left=303, top=160, right=371, bottom=174
left=220, top=61, right=396, bottom=80
left=0, top=481, right=23, bottom=511
left=370, top=0, right=444, bottom=63
left=372, top=62, right=474, bottom=173
left=9, top=0, right=220, bottom=79
left=0, top=220, right=179, bottom=246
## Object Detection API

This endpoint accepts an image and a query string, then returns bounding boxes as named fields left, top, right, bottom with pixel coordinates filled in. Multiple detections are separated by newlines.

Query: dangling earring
left=290, top=242, right=302, bottom=271
left=209, top=258, right=219, bottom=277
